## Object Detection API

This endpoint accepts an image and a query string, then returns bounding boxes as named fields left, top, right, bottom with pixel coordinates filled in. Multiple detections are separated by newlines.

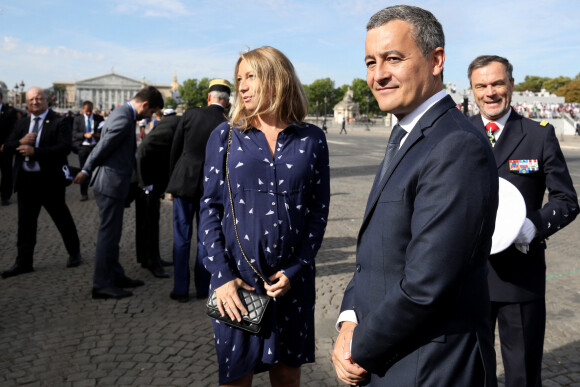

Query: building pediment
left=76, top=73, right=142, bottom=88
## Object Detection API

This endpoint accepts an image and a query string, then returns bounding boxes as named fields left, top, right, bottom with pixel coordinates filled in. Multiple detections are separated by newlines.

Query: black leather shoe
left=66, top=252, right=82, bottom=268
left=1, top=264, right=34, bottom=279
left=160, top=258, right=173, bottom=267
left=169, top=291, right=189, bottom=303
left=148, top=265, right=170, bottom=278
left=114, top=276, right=145, bottom=288
left=92, top=286, right=133, bottom=299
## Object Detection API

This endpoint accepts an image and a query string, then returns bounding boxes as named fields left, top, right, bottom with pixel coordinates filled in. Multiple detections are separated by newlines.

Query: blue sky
left=1, top=0, right=578, bottom=94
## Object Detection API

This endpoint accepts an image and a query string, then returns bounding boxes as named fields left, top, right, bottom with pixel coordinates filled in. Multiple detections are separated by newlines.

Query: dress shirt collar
left=30, top=109, right=49, bottom=128
left=127, top=101, right=137, bottom=120
left=394, top=89, right=446, bottom=145
left=480, top=107, right=512, bottom=141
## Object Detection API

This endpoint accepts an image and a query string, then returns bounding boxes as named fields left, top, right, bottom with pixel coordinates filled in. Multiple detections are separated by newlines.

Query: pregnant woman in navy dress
left=200, top=46, right=330, bottom=386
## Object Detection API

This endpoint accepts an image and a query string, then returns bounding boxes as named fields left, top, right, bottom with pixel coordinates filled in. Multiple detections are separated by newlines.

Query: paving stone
left=0, top=131, right=578, bottom=385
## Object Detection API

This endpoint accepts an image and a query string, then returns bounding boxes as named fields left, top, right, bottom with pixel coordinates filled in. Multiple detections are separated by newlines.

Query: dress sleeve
left=199, top=124, right=239, bottom=289
left=282, top=133, right=331, bottom=286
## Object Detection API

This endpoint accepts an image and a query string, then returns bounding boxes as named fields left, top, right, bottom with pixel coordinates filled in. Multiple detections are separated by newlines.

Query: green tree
left=543, top=76, right=571, bottom=94
left=303, top=78, right=344, bottom=116
left=514, top=75, right=549, bottom=92
left=179, top=77, right=210, bottom=109
left=350, top=78, right=380, bottom=117
left=164, top=96, right=178, bottom=109
left=556, top=81, right=580, bottom=102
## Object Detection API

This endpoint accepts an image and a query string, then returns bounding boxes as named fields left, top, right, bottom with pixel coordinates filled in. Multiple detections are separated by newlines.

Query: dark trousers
left=16, top=171, right=80, bottom=266
left=172, top=196, right=210, bottom=297
left=77, top=145, right=95, bottom=196
left=490, top=299, right=545, bottom=387
left=0, top=151, right=13, bottom=201
left=93, top=191, right=127, bottom=289
left=79, top=145, right=94, bottom=195
left=135, top=189, right=162, bottom=269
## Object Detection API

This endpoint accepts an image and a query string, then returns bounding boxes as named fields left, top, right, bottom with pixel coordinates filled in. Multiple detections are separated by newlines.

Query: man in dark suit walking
left=0, top=90, right=18, bottom=206
left=73, top=86, right=164, bottom=299
left=166, top=79, right=230, bottom=302
left=332, top=6, right=499, bottom=386
left=72, top=100, right=103, bottom=201
left=468, top=55, right=579, bottom=387
left=135, top=108, right=180, bottom=278
left=2, top=87, right=82, bottom=278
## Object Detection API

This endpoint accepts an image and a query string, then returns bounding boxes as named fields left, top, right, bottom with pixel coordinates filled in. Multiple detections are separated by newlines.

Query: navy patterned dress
left=199, top=121, right=330, bottom=384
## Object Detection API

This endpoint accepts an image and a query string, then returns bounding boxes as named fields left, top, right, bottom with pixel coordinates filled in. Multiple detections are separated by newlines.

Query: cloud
left=113, top=0, right=191, bottom=18
left=0, top=36, right=19, bottom=52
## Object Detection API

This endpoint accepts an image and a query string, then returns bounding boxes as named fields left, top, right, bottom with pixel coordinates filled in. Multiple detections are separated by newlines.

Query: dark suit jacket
left=83, top=104, right=136, bottom=200
left=72, top=113, right=104, bottom=150
left=470, top=111, right=579, bottom=302
left=166, top=104, right=227, bottom=200
left=341, top=96, right=499, bottom=386
left=136, top=114, right=180, bottom=195
left=4, top=109, right=72, bottom=192
left=0, top=103, right=18, bottom=145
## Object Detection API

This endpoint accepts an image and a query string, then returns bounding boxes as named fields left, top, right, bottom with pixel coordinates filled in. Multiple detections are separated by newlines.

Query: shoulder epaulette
left=540, top=120, right=548, bottom=127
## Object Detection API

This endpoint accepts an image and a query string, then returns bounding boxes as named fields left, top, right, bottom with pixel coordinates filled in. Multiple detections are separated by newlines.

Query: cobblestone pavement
left=1, top=128, right=579, bottom=386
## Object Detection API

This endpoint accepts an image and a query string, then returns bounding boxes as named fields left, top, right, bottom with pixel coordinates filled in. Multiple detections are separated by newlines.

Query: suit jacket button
left=356, top=264, right=361, bottom=272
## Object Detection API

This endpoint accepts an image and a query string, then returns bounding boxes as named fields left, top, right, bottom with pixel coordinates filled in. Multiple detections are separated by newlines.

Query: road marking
left=546, top=269, right=580, bottom=280
left=326, top=140, right=351, bottom=145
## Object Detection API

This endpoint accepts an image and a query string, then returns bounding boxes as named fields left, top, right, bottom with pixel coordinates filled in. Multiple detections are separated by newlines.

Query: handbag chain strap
left=225, top=126, right=269, bottom=284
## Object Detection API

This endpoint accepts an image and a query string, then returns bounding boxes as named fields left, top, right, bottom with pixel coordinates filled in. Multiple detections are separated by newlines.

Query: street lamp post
left=316, top=100, right=319, bottom=124
left=323, top=96, right=328, bottom=122
left=19, top=81, right=25, bottom=109
left=365, top=95, right=370, bottom=131
left=13, top=84, right=19, bottom=107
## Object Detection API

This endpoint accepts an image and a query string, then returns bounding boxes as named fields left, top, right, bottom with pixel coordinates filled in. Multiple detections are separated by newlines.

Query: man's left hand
left=16, top=145, right=34, bottom=157
left=332, top=321, right=367, bottom=385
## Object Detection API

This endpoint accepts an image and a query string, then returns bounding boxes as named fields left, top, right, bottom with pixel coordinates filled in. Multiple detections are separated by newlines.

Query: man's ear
left=431, top=47, right=445, bottom=78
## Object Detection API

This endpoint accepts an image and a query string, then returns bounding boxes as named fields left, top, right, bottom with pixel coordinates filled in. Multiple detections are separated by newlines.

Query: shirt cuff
left=336, top=309, right=358, bottom=332
left=81, top=169, right=90, bottom=177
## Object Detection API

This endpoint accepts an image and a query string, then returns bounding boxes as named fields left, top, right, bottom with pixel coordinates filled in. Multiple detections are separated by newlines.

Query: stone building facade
left=333, top=87, right=360, bottom=124
left=53, top=72, right=175, bottom=111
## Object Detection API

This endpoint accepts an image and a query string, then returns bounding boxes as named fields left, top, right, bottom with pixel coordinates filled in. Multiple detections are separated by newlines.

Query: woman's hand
left=215, top=278, right=255, bottom=322
left=264, top=271, right=291, bottom=298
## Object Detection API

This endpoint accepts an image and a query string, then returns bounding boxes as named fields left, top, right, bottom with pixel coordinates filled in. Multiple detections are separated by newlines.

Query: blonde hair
left=230, top=46, right=309, bottom=131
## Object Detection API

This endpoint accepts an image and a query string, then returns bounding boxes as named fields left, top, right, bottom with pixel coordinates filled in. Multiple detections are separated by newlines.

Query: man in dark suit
left=2, top=87, right=82, bottom=278
left=0, top=90, right=18, bottom=206
left=332, top=6, right=499, bottom=386
left=72, top=100, right=103, bottom=201
left=468, top=55, right=579, bottom=387
left=135, top=108, right=180, bottom=278
left=73, top=86, right=164, bottom=299
left=166, top=79, right=230, bottom=302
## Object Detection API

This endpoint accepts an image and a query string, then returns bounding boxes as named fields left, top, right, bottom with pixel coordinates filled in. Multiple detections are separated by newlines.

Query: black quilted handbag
left=206, top=126, right=272, bottom=334
left=206, top=288, right=271, bottom=333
